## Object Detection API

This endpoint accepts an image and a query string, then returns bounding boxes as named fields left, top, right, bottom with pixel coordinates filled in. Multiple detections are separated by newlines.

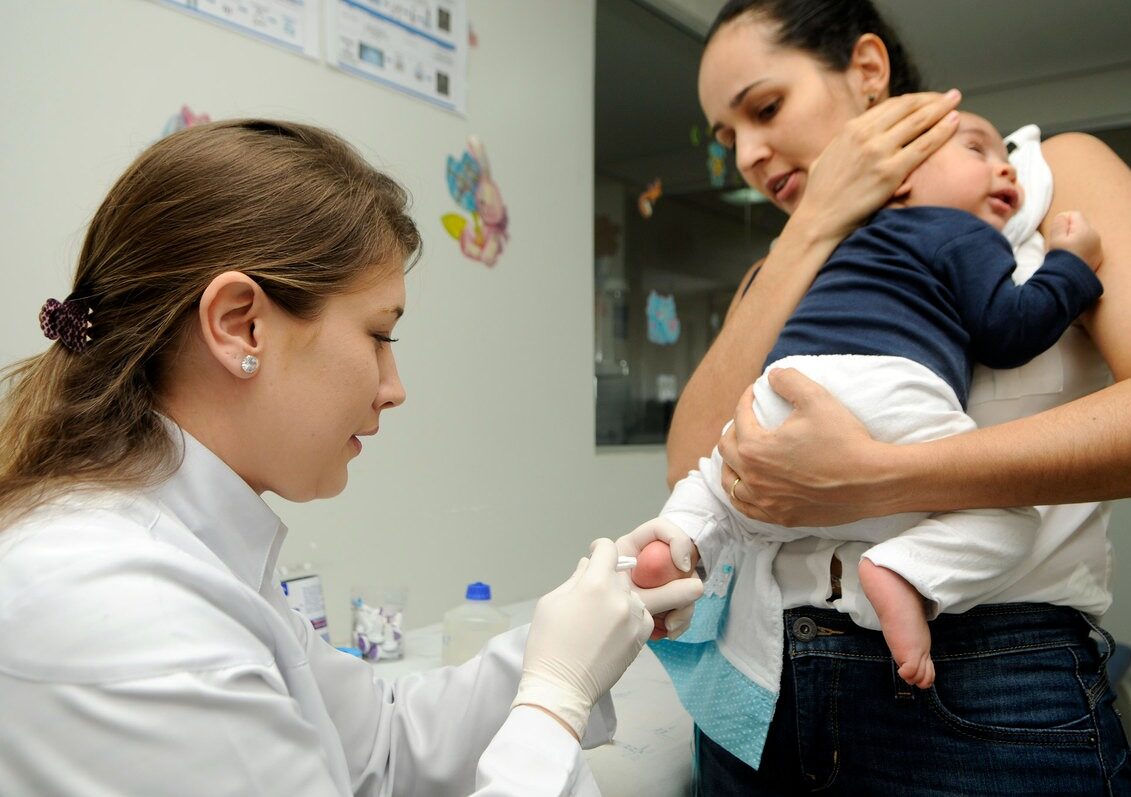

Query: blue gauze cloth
left=649, top=563, right=778, bottom=769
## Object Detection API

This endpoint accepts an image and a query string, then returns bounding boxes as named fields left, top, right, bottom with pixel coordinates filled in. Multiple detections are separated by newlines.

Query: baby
left=646, top=112, right=1103, bottom=690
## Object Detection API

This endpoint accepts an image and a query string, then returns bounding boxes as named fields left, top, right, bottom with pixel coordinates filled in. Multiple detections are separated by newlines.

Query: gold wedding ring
left=730, top=476, right=742, bottom=502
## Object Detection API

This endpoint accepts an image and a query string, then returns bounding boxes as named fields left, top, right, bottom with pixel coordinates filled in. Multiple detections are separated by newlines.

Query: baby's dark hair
left=706, top=0, right=923, bottom=96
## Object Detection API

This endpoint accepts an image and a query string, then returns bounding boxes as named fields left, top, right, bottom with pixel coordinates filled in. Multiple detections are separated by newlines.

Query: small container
left=441, top=582, right=510, bottom=666
left=281, top=572, right=330, bottom=643
left=351, top=589, right=406, bottom=662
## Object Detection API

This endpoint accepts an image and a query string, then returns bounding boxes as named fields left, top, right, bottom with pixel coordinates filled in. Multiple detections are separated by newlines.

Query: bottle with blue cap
left=441, top=581, right=511, bottom=666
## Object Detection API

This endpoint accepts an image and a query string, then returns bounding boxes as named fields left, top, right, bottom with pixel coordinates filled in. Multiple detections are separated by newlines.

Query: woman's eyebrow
left=730, top=79, right=767, bottom=109
left=709, top=79, right=769, bottom=138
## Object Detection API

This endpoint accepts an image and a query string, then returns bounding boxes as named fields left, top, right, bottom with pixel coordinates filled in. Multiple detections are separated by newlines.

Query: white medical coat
left=0, top=428, right=613, bottom=795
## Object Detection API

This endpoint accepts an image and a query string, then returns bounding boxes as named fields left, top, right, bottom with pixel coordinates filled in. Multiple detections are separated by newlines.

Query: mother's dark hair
left=706, top=0, right=923, bottom=96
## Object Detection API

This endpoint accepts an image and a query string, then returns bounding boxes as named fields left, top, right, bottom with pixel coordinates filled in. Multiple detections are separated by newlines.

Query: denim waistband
left=784, top=603, right=1107, bottom=662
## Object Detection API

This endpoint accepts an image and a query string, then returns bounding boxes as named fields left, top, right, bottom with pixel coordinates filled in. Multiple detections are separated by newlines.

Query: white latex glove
left=616, top=517, right=703, bottom=639
left=512, top=538, right=653, bottom=740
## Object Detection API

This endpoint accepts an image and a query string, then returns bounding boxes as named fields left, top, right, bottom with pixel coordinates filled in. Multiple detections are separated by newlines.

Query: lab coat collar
left=152, top=424, right=287, bottom=594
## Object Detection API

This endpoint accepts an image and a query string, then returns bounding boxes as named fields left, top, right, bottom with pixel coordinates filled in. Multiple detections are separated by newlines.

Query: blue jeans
left=694, top=604, right=1131, bottom=795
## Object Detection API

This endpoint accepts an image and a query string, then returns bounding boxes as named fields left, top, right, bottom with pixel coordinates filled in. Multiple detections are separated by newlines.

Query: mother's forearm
left=879, top=379, right=1131, bottom=513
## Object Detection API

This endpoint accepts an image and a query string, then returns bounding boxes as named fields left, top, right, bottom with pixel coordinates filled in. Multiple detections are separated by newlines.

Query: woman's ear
left=848, top=33, right=891, bottom=107
left=197, top=271, right=268, bottom=378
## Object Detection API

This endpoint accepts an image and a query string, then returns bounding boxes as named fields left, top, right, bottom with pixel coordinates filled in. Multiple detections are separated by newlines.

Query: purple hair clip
left=38, top=295, right=93, bottom=353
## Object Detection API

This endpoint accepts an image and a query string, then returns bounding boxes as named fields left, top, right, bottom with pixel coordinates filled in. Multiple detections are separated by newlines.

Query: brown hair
left=0, top=119, right=421, bottom=521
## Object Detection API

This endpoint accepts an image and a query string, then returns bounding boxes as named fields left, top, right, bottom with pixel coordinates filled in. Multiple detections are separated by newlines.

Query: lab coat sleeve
left=474, top=707, right=601, bottom=796
left=0, top=544, right=349, bottom=797
left=301, top=616, right=615, bottom=796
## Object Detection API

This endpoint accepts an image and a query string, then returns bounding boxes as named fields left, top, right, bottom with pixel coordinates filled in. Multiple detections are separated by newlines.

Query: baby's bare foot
left=859, top=558, right=935, bottom=689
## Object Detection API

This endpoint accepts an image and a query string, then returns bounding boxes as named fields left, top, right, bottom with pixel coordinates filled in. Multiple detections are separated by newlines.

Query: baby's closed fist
left=1048, top=210, right=1103, bottom=271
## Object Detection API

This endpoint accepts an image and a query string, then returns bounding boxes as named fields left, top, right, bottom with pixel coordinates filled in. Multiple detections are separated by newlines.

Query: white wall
left=1, top=0, right=671, bottom=640
left=962, top=65, right=1131, bottom=138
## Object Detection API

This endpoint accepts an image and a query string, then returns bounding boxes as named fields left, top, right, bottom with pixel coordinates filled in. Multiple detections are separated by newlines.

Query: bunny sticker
left=441, top=136, right=509, bottom=267
left=160, top=105, right=211, bottom=139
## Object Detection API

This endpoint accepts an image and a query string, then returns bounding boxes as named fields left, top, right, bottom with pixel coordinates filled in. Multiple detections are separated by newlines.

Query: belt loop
left=829, top=554, right=843, bottom=602
left=891, top=661, right=914, bottom=700
left=1077, top=611, right=1115, bottom=708
left=1088, top=617, right=1116, bottom=665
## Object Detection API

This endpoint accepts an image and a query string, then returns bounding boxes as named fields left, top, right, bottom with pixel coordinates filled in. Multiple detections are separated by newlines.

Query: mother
left=666, top=0, right=1131, bottom=791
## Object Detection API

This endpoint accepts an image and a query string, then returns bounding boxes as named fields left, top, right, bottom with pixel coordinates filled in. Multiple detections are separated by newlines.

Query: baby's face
left=899, top=112, right=1023, bottom=231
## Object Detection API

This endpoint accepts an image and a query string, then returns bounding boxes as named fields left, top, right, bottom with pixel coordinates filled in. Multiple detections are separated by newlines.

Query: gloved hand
left=616, top=517, right=703, bottom=639
left=512, top=539, right=653, bottom=740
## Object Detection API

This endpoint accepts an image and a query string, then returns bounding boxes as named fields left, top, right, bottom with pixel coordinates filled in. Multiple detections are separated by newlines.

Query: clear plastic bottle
left=441, top=582, right=511, bottom=666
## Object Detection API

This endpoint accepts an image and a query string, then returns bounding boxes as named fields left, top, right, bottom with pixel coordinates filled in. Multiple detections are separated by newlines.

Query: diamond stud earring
left=240, top=354, right=259, bottom=375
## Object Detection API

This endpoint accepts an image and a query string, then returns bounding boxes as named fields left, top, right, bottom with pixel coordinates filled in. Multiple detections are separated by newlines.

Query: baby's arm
left=946, top=214, right=1104, bottom=369
left=1047, top=210, right=1103, bottom=271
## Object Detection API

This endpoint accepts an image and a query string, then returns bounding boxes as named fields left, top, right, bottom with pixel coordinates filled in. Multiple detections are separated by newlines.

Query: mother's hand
left=796, top=89, right=962, bottom=242
left=719, top=368, right=898, bottom=527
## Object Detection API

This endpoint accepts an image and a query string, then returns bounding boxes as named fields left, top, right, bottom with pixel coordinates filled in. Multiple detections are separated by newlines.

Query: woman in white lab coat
left=0, top=119, right=702, bottom=795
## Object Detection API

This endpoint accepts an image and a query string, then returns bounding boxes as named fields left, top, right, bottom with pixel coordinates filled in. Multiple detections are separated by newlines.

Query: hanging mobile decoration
left=646, top=290, right=681, bottom=346
left=637, top=178, right=663, bottom=219
left=707, top=140, right=728, bottom=188
left=689, top=121, right=730, bottom=187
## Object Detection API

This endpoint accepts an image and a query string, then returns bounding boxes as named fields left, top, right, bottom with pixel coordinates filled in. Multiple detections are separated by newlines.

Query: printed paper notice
left=155, top=0, right=321, bottom=58
left=328, top=0, right=468, bottom=115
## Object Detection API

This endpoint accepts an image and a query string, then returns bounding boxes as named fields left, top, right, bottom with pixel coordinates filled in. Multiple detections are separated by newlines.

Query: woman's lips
left=769, top=170, right=800, bottom=205
left=350, top=427, right=378, bottom=455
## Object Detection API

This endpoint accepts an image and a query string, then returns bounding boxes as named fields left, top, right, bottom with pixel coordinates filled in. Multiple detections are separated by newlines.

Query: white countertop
left=368, top=599, right=693, bottom=796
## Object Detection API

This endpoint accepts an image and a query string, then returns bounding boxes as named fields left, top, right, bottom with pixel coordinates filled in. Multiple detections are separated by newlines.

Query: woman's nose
left=734, top=127, right=770, bottom=182
left=377, top=359, right=407, bottom=410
